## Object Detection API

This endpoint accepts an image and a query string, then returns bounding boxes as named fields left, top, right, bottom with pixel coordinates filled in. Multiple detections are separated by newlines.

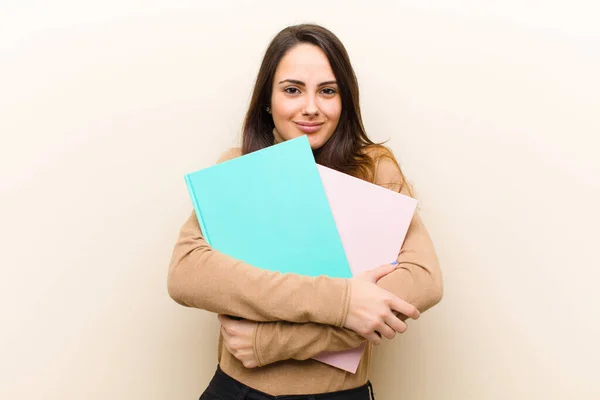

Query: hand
left=218, top=314, right=259, bottom=368
left=344, top=263, right=420, bottom=345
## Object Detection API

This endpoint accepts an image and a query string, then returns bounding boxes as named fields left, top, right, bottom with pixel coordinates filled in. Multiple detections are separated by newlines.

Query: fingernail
left=390, top=261, right=399, bottom=265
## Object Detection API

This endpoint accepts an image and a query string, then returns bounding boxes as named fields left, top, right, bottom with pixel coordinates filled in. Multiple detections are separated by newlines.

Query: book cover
left=312, top=165, right=418, bottom=373
left=184, top=136, right=352, bottom=278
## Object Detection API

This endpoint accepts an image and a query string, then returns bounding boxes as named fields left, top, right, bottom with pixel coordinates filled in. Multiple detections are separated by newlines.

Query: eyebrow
left=278, top=79, right=338, bottom=86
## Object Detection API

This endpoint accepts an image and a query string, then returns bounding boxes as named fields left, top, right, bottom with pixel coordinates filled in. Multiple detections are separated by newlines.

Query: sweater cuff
left=335, top=278, right=351, bottom=327
left=253, top=322, right=266, bottom=367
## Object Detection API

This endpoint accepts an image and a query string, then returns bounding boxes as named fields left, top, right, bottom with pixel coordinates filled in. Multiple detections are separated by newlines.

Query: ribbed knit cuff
left=335, top=278, right=351, bottom=328
left=252, top=322, right=265, bottom=367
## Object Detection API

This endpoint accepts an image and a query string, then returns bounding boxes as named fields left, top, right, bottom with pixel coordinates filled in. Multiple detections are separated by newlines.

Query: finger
left=366, top=263, right=398, bottom=282
left=385, top=313, right=408, bottom=334
left=220, top=327, right=233, bottom=352
left=220, top=325, right=232, bottom=341
left=222, top=339, right=231, bottom=353
left=390, top=297, right=420, bottom=320
left=217, top=314, right=229, bottom=325
left=220, top=316, right=240, bottom=335
left=376, top=322, right=397, bottom=340
left=223, top=340, right=235, bottom=357
left=366, top=331, right=382, bottom=345
left=392, top=310, right=409, bottom=322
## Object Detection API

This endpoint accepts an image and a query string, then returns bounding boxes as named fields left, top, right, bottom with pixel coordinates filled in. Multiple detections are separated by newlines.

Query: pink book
left=312, top=165, right=418, bottom=373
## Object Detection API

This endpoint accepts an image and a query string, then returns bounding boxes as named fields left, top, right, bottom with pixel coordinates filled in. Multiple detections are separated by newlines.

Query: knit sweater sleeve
left=167, top=148, right=351, bottom=326
left=253, top=153, right=443, bottom=366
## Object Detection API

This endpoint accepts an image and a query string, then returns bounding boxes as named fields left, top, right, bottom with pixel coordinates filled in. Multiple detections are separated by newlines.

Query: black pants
left=199, top=365, right=374, bottom=400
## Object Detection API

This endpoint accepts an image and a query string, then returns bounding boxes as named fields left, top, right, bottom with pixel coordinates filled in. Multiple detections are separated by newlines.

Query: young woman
left=168, top=24, right=443, bottom=400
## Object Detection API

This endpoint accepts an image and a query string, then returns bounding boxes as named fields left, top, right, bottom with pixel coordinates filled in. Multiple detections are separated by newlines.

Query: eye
left=321, top=88, right=337, bottom=96
left=284, top=87, right=300, bottom=95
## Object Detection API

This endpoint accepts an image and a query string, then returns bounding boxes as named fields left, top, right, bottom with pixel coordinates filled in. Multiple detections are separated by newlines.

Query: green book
left=184, top=136, right=352, bottom=278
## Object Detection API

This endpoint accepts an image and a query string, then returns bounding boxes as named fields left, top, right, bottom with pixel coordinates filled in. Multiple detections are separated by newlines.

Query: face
left=270, top=43, right=342, bottom=150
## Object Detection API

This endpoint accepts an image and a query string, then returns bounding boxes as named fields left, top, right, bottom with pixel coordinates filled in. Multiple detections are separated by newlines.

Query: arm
left=254, top=323, right=364, bottom=366
left=167, top=149, right=351, bottom=326
left=376, top=212, right=443, bottom=313
left=253, top=212, right=441, bottom=365
left=372, top=155, right=444, bottom=313
left=217, top=314, right=364, bottom=368
left=168, top=211, right=350, bottom=325
left=251, top=156, right=443, bottom=366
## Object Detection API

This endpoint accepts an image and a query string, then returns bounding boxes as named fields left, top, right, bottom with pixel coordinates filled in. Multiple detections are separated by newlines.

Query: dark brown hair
left=241, top=24, right=412, bottom=196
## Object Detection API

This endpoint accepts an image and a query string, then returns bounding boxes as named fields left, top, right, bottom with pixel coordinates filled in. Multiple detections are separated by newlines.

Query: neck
left=273, top=128, right=319, bottom=157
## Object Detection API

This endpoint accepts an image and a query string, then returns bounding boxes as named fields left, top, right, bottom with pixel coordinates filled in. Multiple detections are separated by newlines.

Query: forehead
left=274, top=43, right=335, bottom=82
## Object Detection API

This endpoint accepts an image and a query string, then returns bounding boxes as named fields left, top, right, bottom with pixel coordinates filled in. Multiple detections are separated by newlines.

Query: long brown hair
left=241, top=24, right=412, bottom=196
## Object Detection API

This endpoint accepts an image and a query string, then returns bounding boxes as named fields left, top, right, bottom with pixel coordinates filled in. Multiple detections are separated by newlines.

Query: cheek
left=271, top=94, right=300, bottom=120
left=320, top=99, right=342, bottom=123
left=270, top=97, right=301, bottom=140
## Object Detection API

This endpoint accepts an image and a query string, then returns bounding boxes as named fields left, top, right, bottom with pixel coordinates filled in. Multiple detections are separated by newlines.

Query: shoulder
left=216, top=147, right=243, bottom=164
left=361, top=145, right=411, bottom=195
left=361, top=145, right=400, bottom=178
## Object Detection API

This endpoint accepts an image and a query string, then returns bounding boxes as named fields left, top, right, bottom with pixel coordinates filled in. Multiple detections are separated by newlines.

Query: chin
left=306, top=135, right=326, bottom=151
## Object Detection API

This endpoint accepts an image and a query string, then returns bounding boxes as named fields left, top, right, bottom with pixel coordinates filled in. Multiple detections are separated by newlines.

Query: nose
left=302, top=94, right=320, bottom=117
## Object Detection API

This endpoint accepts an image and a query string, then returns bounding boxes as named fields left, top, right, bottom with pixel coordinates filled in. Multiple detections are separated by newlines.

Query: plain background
left=1, top=1, right=599, bottom=399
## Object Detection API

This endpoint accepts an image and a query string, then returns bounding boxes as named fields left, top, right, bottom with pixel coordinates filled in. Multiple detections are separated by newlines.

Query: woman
left=168, top=24, right=443, bottom=400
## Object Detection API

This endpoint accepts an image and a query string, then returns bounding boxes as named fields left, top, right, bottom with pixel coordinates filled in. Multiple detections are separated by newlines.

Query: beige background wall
left=1, top=1, right=598, bottom=399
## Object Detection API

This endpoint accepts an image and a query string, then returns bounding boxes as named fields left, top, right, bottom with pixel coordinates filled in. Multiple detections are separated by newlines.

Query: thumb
left=367, top=261, right=399, bottom=282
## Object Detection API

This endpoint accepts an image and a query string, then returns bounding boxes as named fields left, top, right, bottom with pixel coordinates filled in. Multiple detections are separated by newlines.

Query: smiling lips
left=294, top=121, right=324, bottom=133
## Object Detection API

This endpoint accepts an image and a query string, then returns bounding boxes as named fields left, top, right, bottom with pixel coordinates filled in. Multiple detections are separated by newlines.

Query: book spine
left=184, top=174, right=212, bottom=245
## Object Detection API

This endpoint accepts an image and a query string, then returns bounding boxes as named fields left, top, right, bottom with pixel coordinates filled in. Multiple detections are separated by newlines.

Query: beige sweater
left=168, top=147, right=443, bottom=395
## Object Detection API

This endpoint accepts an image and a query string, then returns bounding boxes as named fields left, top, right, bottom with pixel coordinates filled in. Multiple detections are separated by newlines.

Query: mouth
left=294, top=121, right=324, bottom=133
